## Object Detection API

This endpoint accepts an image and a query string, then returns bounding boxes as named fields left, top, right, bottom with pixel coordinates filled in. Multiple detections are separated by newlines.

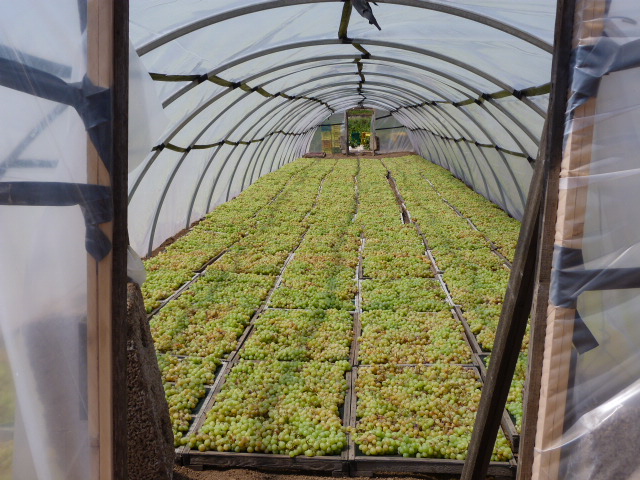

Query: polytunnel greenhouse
left=1, top=0, right=640, bottom=479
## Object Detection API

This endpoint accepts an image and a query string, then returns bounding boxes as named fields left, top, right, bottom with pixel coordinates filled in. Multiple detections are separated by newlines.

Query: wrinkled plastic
left=0, top=1, right=96, bottom=478
left=127, top=245, right=147, bottom=285
left=128, top=42, right=168, bottom=173
left=533, top=1, right=640, bottom=479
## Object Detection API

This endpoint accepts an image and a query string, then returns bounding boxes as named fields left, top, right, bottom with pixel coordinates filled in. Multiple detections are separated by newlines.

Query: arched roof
left=128, top=0, right=556, bottom=254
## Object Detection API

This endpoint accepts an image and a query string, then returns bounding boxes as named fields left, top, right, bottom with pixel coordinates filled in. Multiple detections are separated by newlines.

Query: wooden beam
left=531, top=0, right=606, bottom=479
left=111, top=1, right=129, bottom=479
left=86, top=1, right=122, bottom=478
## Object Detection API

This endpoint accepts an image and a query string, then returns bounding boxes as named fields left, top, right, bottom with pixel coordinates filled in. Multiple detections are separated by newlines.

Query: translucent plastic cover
left=533, top=1, right=640, bottom=479
left=128, top=0, right=555, bottom=251
left=0, top=1, right=109, bottom=478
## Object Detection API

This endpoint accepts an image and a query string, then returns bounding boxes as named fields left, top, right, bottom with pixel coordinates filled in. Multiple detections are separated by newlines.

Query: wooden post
left=86, top=1, right=128, bottom=478
left=531, top=0, right=606, bottom=478
left=111, top=2, right=129, bottom=479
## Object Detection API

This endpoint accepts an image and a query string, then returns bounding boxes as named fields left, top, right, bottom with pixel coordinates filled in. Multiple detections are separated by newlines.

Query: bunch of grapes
left=240, top=309, right=353, bottom=362
left=188, top=360, right=350, bottom=456
left=355, top=364, right=512, bottom=461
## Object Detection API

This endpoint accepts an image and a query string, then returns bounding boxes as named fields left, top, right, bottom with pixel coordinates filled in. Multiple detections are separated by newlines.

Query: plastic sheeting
left=373, top=112, right=413, bottom=153
left=0, top=1, right=102, bottom=478
left=4, top=1, right=640, bottom=479
left=307, top=110, right=412, bottom=154
left=532, top=1, right=640, bottom=479
left=128, top=0, right=556, bottom=254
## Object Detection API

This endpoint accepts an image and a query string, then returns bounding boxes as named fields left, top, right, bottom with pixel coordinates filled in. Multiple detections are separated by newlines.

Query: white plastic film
left=534, top=1, right=640, bottom=479
left=0, top=1, right=106, bottom=479
left=128, top=0, right=552, bottom=256
left=128, top=41, right=168, bottom=172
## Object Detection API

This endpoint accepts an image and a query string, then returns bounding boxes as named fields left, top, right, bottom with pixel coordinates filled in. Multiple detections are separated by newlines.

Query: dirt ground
left=174, top=465, right=459, bottom=480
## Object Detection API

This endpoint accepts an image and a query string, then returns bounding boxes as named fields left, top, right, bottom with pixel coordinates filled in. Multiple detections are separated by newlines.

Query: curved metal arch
left=267, top=56, right=542, bottom=148
left=419, top=104, right=528, bottom=211
left=161, top=38, right=548, bottom=118
left=402, top=105, right=500, bottom=205
left=221, top=99, right=330, bottom=203
left=130, top=60, right=352, bottom=203
left=328, top=81, right=530, bottom=208
left=236, top=77, right=352, bottom=140
left=259, top=114, right=322, bottom=181
left=298, top=80, right=436, bottom=107
left=244, top=81, right=517, bottom=193
left=146, top=72, right=339, bottom=252
left=309, top=84, right=425, bottom=110
left=412, top=125, right=505, bottom=210
left=282, top=71, right=446, bottom=103
left=286, top=80, right=531, bottom=163
left=400, top=109, right=479, bottom=190
left=386, top=100, right=498, bottom=195
left=419, top=100, right=530, bottom=210
left=329, top=95, right=399, bottom=112
left=155, top=74, right=528, bottom=248
left=361, top=56, right=545, bottom=135
left=193, top=98, right=328, bottom=228
left=405, top=97, right=534, bottom=163
left=247, top=97, right=344, bottom=185
left=161, top=57, right=354, bottom=142
left=145, top=92, right=284, bottom=254
left=142, top=66, right=544, bottom=250
left=417, top=106, right=497, bottom=194
left=136, top=0, right=551, bottom=56
left=199, top=94, right=333, bottom=219
left=356, top=38, right=547, bottom=116
left=256, top=88, right=495, bottom=200
left=243, top=100, right=342, bottom=188
left=342, top=70, right=536, bottom=155
left=140, top=52, right=542, bottom=185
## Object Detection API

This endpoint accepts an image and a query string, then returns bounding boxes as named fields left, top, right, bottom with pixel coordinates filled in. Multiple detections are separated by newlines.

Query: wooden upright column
left=85, top=1, right=128, bottom=479
left=86, top=1, right=114, bottom=476
left=531, top=1, right=606, bottom=478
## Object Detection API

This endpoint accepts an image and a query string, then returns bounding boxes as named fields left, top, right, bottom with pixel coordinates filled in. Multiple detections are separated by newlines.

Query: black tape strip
left=570, top=37, right=640, bottom=111
left=451, top=82, right=551, bottom=108
left=519, top=83, right=552, bottom=98
left=573, top=312, right=599, bottom=354
left=152, top=129, right=313, bottom=152
left=551, top=245, right=640, bottom=308
left=375, top=126, right=406, bottom=131
left=408, top=128, right=530, bottom=159
left=150, top=70, right=333, bottom=109
left=0, top=57, right=113, bottom=173
left=352, top=43, right=371, bottom=58
left=0, top=181, right=113, bottom=260
left=149, top=73, right=203, bottom=82
left=0, top=46, right=72, bottom=79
